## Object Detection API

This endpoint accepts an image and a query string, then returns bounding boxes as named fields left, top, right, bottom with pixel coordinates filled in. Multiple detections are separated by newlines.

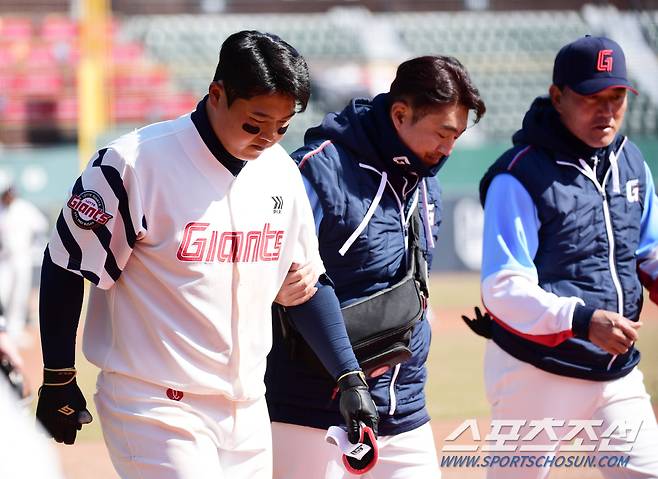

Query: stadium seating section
left=0, top=14, right=196, bottom=143
left=0, top=9, right=657, bottom=145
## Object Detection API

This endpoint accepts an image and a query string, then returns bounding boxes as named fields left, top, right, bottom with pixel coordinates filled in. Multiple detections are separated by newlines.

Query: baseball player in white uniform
left=35, top=31, right=377, bottom=479
left=0, top=184, right=48, bottom=340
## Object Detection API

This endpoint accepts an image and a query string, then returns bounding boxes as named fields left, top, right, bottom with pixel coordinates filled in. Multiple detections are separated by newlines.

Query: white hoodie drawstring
left=609, top=136, right=627, bottom=195
left=338, top=169, right=387, bottom=256
left=421, top=179, right=435, bottom=250
left=339, top=164, right=418, bottom=256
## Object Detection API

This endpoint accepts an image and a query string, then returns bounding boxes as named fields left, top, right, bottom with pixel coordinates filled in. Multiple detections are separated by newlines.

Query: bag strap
left=408, top=205, right=430, bottom=299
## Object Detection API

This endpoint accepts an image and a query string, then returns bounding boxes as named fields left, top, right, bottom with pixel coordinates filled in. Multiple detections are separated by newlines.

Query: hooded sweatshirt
left=265, top=93, right=443, bottom=435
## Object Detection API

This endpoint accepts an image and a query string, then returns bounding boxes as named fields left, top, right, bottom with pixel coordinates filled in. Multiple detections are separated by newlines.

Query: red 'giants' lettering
left=176, top=222, right=284, bottom=263
left=67, top=194, right=113, bottom=226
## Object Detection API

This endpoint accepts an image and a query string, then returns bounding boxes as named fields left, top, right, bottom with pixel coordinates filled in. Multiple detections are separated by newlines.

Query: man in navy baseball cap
left=468, top=33, right=658, bottom=478
left=547, top=35, right=638, bottom=148
left=553, top=35, right=638, bottom=96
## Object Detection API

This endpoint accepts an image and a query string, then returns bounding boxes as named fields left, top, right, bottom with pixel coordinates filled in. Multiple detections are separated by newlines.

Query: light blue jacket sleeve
left=481, top=174, right=585, bottom=342
left=480, top=174, right=539, bottom=281
left=636, top=163, right=658, bottom=303
left=636, top=163, right=658, bottom=259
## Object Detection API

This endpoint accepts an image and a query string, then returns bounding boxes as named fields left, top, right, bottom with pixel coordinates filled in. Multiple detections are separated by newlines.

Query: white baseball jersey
left=48, top=113, right=323, bottom=400
left=0, top=197, right=48, bottom=262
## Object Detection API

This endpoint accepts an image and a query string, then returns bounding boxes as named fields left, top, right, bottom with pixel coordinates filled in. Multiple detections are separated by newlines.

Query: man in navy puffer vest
left=468, top=36, right=658, bottom=478
left=266, top=56, right=485, bottom=478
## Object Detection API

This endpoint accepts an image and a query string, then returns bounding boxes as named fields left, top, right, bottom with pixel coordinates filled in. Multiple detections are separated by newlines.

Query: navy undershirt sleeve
left=286, top=280, right=360, bottom=380
left=572, top=304, right=595, bottom=339
left=39, top=247, right=84, bottom=369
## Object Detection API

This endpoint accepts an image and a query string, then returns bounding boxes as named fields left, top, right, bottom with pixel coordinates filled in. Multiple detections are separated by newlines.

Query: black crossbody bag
left=277, top=207, right=430, bottom=379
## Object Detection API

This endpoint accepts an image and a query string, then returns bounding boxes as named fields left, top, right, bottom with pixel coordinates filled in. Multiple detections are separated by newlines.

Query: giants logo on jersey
left=177, top=222, right=284, bottom=263
left=67, top=190, right=114, bottom=230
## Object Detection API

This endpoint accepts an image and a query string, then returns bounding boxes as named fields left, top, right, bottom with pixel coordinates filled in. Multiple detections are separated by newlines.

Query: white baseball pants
left=94, top=371, right=272, bottom=479
left=271, top=420, right=440, bottom=478
left=484, top=340, right=658, bottom=479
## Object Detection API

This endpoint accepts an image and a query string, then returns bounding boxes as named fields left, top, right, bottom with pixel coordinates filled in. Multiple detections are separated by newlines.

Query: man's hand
left=36, top=368, right=93, bottom=445
left=588, top=309, right=641, bottom=355
left=337, top=371, right=379, bottom=444
left=275, top=261, right=320, bottom=307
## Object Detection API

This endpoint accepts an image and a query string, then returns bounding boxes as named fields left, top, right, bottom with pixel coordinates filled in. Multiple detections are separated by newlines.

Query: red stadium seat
left=0, top=17, right=32, bottom=40
left=15, top=73, right=64, bottom=95
left=111, top=42, right=144, bottom=64
left=155, top=93, right=197, bottom=118
left=26, top=44, right=57, bottom=68
left=112, top=96, right=148, bottom=121
left=0, top=99, right=27, bottom=124
left=41, top=15, right=78, bottom=41
left=55, top=96, right=77, bottom=123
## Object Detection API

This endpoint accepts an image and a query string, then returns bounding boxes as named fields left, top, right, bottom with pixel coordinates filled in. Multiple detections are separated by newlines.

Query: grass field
left=21, top=272, right=658, bottom=478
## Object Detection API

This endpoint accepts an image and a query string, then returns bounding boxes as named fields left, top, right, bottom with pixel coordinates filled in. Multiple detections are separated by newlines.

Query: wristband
left=43, top=367, right=76, bottom=386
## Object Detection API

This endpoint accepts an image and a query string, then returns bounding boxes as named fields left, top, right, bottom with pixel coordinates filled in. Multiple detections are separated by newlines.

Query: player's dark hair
left=213, top=30, right=310, bottom=112
left=389, top=56, right=486, bottom=124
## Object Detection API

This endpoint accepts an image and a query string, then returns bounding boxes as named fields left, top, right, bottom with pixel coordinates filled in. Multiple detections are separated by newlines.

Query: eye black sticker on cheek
left=242, top=123, right=260, bottom=134
left=277, top=125, right=289, bottom=135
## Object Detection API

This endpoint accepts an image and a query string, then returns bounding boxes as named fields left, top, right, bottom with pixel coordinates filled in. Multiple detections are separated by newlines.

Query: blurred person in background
left=267, top=55, right=485, bottom=478
left=1, top=296, right=38, bottom=476
left=0, top=375, right=64, bottom=479
left=466, top=35, right=658, bottom=478
left=0, top=181, right=48, bottom=343
left=0, top=296, right=30, bottom=402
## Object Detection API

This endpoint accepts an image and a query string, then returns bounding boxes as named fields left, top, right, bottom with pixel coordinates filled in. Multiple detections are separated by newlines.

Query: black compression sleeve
left=286, top=280, right=360, bottom=380
left=39, top=247, right=84, bottom=369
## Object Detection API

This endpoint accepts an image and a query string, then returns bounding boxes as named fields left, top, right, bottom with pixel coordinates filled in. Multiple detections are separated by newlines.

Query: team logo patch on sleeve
left=67, top=190, right=114, bottom=229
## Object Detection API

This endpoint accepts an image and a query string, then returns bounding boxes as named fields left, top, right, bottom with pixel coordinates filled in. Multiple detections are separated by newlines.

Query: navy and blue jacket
left=479, top=96, right=658, bottom=381
left=265, top=93, right=443, bottom=436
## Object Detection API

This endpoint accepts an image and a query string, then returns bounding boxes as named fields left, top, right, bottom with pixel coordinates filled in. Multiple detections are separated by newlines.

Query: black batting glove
left=337, top=371, right=379, bottom=443
left=462, top=306, right=493, bottom=339
left=36, top=368, right=93, bottom=445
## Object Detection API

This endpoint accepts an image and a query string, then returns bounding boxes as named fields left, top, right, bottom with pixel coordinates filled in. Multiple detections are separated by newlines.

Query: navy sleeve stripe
left=67, top=152, right=124, bottom=284
left=72, top=175, right=83, bottom=195
left=55, top=211, right=82, bottom=271
left=54, top=212, right=102, bottom=286
left=80, top=269, right=100, bottom=285
left=92, top=148, right=108, bottom=167
left=93, top=225, right=122, bottom=282
left=77, top=164, right=124, bottom=281
left=93, top=159, right=138, bottom=248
